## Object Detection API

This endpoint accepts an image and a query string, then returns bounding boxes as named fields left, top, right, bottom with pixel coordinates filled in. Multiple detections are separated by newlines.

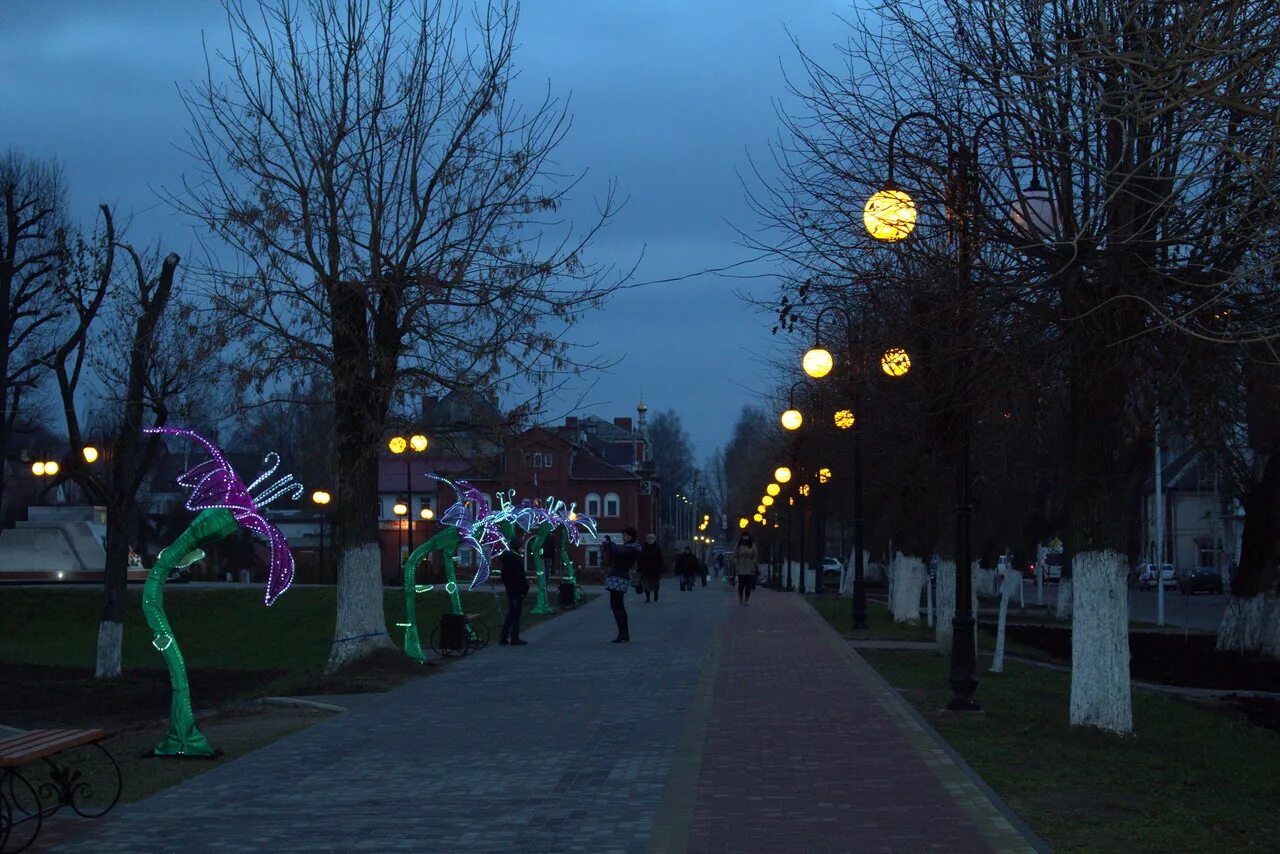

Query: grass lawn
left=0, top=584, right=563, bottom=671
left=808, top=594, right=934, bottom=643
left=0, top=584, right=586, bottom=804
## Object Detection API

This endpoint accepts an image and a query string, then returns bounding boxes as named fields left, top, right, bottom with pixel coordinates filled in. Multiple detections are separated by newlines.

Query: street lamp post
left=392, top=498, right=408, bottom=567
left=312, top=490, right=332, bottom=581
left=388, top=433, right=429, bottom=560
left=866, top=109, right=1049, bottom=712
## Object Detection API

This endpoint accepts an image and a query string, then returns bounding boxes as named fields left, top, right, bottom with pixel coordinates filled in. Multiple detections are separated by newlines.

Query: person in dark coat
left=638, top=533, right=666, bottom=602
left=675, top=547, right=699, bottom=591
left=498, top=530, right=530, bottom=645
left=603, top=528, right=640, bottom=642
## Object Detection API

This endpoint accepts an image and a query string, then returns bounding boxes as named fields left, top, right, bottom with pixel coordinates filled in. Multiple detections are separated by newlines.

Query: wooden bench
left=0, top=728, right=121, bottom=853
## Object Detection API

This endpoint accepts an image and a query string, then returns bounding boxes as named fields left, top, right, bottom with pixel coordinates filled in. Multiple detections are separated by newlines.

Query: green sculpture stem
left=399, top=526, right=489, bottom=662
left=142, top=508, right=239, bottom=757
left=559, top=535, right=583, bottom=602
left=529, top=521, right=556, bottom=615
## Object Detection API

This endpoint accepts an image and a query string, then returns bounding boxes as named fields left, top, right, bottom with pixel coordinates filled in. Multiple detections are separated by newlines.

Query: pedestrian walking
left=603, top=528, right=640, bottom=643
left=734, top=532, right=759, bottom=604
left=498, top=530, right=530, bottom=645
left=715, top=552, right=724, bottom=580
left=675, top=546, right=699, bottom=591
left=699, top=556, right=709, bottom=587
left=639, top=533, right=666, bottom=602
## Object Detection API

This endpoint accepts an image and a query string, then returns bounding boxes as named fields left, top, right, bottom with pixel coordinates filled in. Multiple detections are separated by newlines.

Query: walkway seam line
left=646, top=594, right=727, bottom=854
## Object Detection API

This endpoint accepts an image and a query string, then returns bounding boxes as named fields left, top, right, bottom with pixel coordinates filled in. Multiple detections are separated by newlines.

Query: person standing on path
left=734, top=532, right=759, bottom=604
left=498, top=530, right=530, bottom=645
left=675, top=546, right=699, bottom=591
left=603, top=528, right=640, bottom=642
left=638, top=533, right=666, bottom=602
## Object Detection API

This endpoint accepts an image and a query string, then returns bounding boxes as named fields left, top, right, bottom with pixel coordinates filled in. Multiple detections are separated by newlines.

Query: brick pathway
left=54, top=583, right=1043, bottom=852
left=657, top=589, right=1042, bottom=854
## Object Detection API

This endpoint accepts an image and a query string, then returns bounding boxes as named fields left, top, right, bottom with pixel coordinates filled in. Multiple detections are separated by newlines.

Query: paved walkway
left=59, top=584, right=1043, bottom=853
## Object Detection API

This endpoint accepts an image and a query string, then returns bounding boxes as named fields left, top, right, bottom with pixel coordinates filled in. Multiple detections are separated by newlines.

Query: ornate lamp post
left=865, top=109, right=1050, bottom=711
left=312, top=489, right=332, bottom=580
left=388, top=433, right=429, bottom=558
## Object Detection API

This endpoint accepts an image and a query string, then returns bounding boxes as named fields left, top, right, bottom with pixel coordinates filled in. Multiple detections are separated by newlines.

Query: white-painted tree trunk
left=976, top=567, right=998, bottom=599
left=94, top=620, right=123, bottom=678
left=889, top=554, right=925, bottom=623
left=1216, top=595, right=1272, bottom=655
left=325, top=543, right=395, bottom=673
left=991, top=571, right=1020, bottom=673
left=1068, top=551, right=1132, bottom=734
left=1056, top=577, right=1074, bottom=619
left=937, top=560, right=980, bottom=656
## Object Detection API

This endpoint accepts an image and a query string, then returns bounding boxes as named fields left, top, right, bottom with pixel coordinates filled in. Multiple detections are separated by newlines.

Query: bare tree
left=177, top=0, right=621, bottom=671
left=748, top=0, right=1280, bottom=733
left=46, top=206, right=224, bottom=677
left=0, top=151, right=70, bottom=508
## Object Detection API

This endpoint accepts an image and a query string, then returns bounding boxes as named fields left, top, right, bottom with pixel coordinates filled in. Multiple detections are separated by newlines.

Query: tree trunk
left=890, top=554, right=925, bottom=623
left=935, top=559, right=956, bottom=654
left=325, top=340, right=394, bottom=672
left=1068, top=551, right=1132, bottom=734
left=95, top=498, right=134, bottom=678
left=1064, top=285, right=1142, bottom=731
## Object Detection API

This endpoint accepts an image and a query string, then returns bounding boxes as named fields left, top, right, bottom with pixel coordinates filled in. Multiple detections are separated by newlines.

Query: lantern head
left=880, top=348, right=911, bottom=377
left=409, top=434, right=429, bottom=452
left=388, top=436, right=407, bottom=454
left=834, top=409, right=855, bottom=429
left=774, top=467, right=792, bottom=484
left=802, top=347, right=834, bottom=379
left=780, top=409, right=803, bottom=431
left=864, top=186, right=917, bottom=242
left=766, top=483, right=780, bottom=496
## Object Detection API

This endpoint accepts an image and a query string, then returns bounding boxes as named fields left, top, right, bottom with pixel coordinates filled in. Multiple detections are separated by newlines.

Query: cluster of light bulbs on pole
left=740, top=466, right=795, bottom=529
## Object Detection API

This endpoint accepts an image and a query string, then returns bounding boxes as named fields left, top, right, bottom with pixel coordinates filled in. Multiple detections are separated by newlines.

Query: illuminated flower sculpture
left=397, top=477, right=514, bottom=662
left=550, top=501, right=597, bottom=604
left=140, top=427, right=303, bottom=756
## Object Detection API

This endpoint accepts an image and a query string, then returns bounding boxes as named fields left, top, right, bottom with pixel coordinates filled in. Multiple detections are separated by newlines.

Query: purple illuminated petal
left=239, top=513, right=296, bottom=606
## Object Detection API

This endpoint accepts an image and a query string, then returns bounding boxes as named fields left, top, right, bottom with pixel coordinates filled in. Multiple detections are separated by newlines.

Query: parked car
left=820, top=556, right=844, bottom=586
left=1178, top=566, right=1224, bottom=595
left=1137, top=563, right=1178, bottom=590
left=1040, top=551, right=1063, bottom=583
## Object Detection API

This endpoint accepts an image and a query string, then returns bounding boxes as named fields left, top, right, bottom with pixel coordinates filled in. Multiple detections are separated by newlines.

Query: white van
left=1037, top=544, right=1064, bottom=583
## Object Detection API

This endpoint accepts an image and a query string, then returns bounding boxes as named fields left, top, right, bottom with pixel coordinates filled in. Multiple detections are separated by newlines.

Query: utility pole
left=1155, top=411, right=1166, bottom=627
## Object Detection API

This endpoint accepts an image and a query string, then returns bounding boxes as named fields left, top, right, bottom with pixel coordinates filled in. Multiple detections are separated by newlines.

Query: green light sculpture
left=528, top=520, right=556, bottom=615
left=141, top=427, right=302, bottom=757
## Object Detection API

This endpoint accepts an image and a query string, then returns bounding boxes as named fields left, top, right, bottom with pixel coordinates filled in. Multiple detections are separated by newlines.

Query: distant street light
left=766, top=483, right=781, bottom=496
left=388, top=431, right=430, bottom=558
left=774, top=467, right=792, bottom=484
left=781, top=409, right=803, bottom=431
left=312, top=490, right=333, bottom=579
left=82, top=446, right=100, bottom=464
left=880, top=348, right=912, bottom=377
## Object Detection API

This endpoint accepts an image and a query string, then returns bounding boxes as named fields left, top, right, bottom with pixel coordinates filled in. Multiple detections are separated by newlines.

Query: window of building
left=604, top=492, right=620, bottom=518
left=586, top=493, right=601, bottom=517
left=586, top=547, right=600, bottom=568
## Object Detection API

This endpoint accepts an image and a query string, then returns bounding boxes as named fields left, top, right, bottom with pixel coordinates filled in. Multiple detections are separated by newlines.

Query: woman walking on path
left=734, top=532, right=759, bottom=604
left=603, top=528, right=641, bottom=642
left=638, top=533, right=666, bottom=602
left=498, top=529, right=529, bottom=645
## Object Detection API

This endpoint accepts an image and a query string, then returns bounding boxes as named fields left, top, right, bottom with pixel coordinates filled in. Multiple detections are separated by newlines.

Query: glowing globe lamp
left=44, top=461, right=59, bottom=476
left=766, top=483, right=781, bottom=496
left=757, top=504, right=766, bottom=514
left=864, top=186, right=917, bottom=241
left=739, top=517, right=749, bottom=529
left=409, top=434, right=429, bottom=452
left=762, top=495, right=774, bottom=507
left=31, top=461, right=45, bottom=476
left=753, top=513, right=763, bottom=523
left=781, top=409, right=803, bottom=431
left=819, top=467, right=832, bottom=484
left=388, top=436, right=407, bottom=454
left=834, top=409, right=855, bottom=429
left=803, top=347, right=834, bottom=379
left=311, top=490, right=331, bottom=505
left=82, top=446, right=100, bottom=463
left=881, top=348, right=912, bottom=377
left=392, top=501, right=408, bottom=516
left=774, top=467, right=792, bottom=484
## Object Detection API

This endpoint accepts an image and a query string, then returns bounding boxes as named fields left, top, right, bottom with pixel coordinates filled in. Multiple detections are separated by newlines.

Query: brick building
left=376, top=391, right=660, bottom=580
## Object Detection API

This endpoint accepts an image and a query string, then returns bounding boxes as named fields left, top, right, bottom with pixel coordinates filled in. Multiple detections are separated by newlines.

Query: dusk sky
left=0, top=1, right=851, bottom=462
